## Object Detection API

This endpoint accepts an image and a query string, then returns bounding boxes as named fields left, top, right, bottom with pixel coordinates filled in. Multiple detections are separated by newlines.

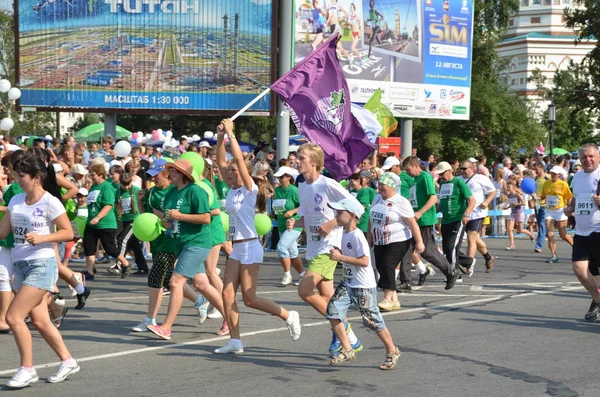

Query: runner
left=347, top=3, right=362, bottom=63
left=366, top=0, right=384, bottom=58
left=565, top=143, right=600, bottom=321
left=532, top=161, right=549, bottom=253
left=326, top=197, right=401, bottom=370
left=541, top=166, right=574, bottom=263
left=273, top=166, right=305, bottom=286
left=3, top=153, right=79, bottom=388
left=214, top=119, right=300, bottom=354
left=310, top=0, right=327, bottom=51
left=505, top=181, right=535, bottom=250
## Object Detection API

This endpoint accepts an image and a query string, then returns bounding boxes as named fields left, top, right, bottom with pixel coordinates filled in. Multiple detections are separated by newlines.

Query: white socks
left=415, top=261, right=427, bottom=275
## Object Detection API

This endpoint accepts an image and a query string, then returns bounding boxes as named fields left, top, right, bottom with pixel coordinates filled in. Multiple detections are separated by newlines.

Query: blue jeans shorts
left=175, top=246, right=210, bottom=278
left=326, top=281, right=386, bottom=333
left=13, top=257, right=59, bottom=292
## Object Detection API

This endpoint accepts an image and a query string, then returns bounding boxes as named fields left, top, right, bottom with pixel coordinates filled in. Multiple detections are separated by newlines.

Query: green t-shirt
left=399, top=171, right=414, bottom=199
left=214, top=175, right=229, bottom=200
left=143, top=184, right=176, bottom=253
left=61, top=187, right=77, bottom=221
left=411, top=171, right=438, bottom=227
left=355, top=187, right=376, bottom=232
left=0, top=183, right=22, bottom=248
left=439, top=177, right=473, bottom=224
left=199, top=179, right=226, bottom=246
left=87, top=181, right=118, bottom=229
left=273, top=184, right=301, bottom=233
left=116, top=185, right=142, bottom=223
left=162, top=182, right=212, bottom=249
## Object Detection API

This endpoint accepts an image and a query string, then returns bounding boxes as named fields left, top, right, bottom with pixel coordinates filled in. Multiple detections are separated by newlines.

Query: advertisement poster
left=293, top=0, right=474, bottom=120
left=16, top=0, right=274, bottom=113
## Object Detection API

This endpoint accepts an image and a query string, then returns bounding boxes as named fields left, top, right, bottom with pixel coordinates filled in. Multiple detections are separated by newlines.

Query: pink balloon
left=152, top=131, right=160, bottom=140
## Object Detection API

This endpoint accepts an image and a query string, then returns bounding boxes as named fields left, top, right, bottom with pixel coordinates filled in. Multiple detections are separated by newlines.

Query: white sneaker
left=214, top=341, right=244, bottom=354
left=468, top=259, right=476, bottom=278
left=132, top=318, right=155, bottom=332
left=5, top=367, right=39, bottom=389
left=426, top=264, right=436, bottom=276
left=207, top=307, right=223, bottom=319
left=47, top=360, right=80, bottom=383
left=281, top=274, right=293, bottom=286
left=195, top=296, right=210, bottom=324
left=286, top=310, right=301, bottom=341
left=294, top=275, right=304, bottom=286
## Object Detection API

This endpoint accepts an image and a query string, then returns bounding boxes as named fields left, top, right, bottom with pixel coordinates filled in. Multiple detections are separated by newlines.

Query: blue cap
left=146, top=159, right=167, bottom=176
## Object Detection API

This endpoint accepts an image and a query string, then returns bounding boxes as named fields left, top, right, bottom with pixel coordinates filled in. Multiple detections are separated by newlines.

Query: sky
left=0, top=0, right=12, bottom=12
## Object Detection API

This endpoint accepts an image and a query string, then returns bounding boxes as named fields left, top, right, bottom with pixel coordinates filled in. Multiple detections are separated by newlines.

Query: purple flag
left=270, top=34, right=376, bottom=180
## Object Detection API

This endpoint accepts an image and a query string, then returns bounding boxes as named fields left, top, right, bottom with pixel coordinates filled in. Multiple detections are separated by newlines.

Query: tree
left=70, top=113, right=101, bottom=134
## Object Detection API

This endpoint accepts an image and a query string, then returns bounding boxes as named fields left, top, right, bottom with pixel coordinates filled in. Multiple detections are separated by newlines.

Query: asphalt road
left=0, top=237, right=596, bottom=397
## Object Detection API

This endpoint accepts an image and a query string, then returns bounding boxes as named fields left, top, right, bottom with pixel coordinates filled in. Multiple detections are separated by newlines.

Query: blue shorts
left=326, top=281, right=386, bottom=333
left=175, top=246, right=210, bottom=278
left=13, top=257, right=58, bottom=292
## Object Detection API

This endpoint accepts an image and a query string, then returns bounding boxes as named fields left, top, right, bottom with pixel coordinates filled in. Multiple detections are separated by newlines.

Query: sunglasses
left=460, top=167, right=469, bottom=170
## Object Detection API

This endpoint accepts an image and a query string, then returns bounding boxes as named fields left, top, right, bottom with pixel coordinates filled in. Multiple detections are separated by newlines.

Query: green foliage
left=70, top=113, right=101, bottom=134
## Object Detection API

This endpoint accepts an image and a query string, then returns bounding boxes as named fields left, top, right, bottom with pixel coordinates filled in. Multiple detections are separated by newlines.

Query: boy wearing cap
left=326, top=197, right=401, bottom=369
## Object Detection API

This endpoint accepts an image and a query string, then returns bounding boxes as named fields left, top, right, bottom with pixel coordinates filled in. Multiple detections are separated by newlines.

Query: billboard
left=16, top=0, right=276, bottom=114
left=293, top=0, right=474, bottom=120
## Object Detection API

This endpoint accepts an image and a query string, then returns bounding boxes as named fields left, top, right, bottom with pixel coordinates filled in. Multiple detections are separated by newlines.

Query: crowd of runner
left=0, top=122, right=598, bottom=388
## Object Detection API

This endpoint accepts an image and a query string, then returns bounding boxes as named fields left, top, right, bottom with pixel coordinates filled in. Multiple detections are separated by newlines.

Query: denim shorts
left=175, top=246, right=210, bottom=278
left=13, top=257, right=59, bottom=292
left=326, top=281, right=386, bottom=333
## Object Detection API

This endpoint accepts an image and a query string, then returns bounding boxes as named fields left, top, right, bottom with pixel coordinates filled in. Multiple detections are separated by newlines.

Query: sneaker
left=162, top=288, right=170, bottom=296
left=418, top=269, right=430, bottom=286
left=427, top=264, right=436, bottom=276
left=505, top=245, right=515, bottom=251
left=377, top=299, right=401, bottom=311
left=81, top=270, right=94, bottom=281
left=445, top=269, right=460, bottom=290
left=351, top=338, right=364, bottom=353
left=329, top=330, right=342, bottom=356
left=214, top=340, right=244, bottom=354
left=584, top=300, right=600, bottom=322
left=132, top=317, right=156, bottom=332
left=133, top=269, right=149, bottom=275
left=47, top=360, right=80, bottom=383
left=534, top=248, right=542, bottom=253
left=146, top=324, right=171, bottom=340
left=546, top=256, right=559, bottom=263
left=485, top=257, right=496, bottom=273
left=5, top=367, right=39, bottom=389
left=120, top=266, right=130, bottom=278
left=75, top=287, right=91, bottom=310
left=68, top=272, right=84, bottom=297
left=216, top=322, right=229, bottom=336
left=281, top=274, right=293, bottom=286
left=207, top=306, right=223, bottom=319
left=396, top=283, right=412, bottom=293
left=195, top=296, right=210, bottom=324
left=467, top=259, right=476, bottom=278
left=294, top=275, right=304, bottom=286
left=285, top=310, right=301, bottom=341
left=107, top=263, right=121, bottom=275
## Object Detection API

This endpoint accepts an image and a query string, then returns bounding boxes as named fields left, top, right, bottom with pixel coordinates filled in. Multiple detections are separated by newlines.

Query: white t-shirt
left=298, top=175, right=353, bottom=261
left=225, top=182, right=258, bottom=241
left=461, top=174, right=496, bottom=220
left=370, top=193, right=414, bottom=245
left=571, top=167, right=600, bottom=236
left=340, top=229, right=376, bottom=289
left=9, top=192, right=66, bottom=262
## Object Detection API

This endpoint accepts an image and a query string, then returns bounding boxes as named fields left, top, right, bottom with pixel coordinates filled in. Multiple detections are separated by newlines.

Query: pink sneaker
left=146, top=324, right=171, bottom=340
left=216, top=321, right=229, bottom=336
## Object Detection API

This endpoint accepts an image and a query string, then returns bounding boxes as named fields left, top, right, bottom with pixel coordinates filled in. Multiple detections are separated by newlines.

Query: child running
left=505, top=181, right=534, bottom=250
left=326, top=197, right=401, bottom=370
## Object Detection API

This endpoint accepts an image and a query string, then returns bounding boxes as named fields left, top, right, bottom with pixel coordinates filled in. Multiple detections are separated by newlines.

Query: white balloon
left=170, top=138, right=178, bottom=147
left=204, top=131, right=214, bottom=139
left=145, top=133, right=151, bottom=139
left=192, top=134, right=200, bottom=142
left=166, top=130, right=173, bottom=139
left=0, top=118, right=14, bottom=131
left=7, top=87, right=21, bottom=101
left=157, top=128, right=163, bottom=134
left=0, top=80, right=10, bottom=93
left=114, top=140, right=132, bottom=157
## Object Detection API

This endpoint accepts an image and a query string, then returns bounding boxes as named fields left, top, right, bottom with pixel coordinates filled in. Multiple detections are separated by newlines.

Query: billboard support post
left=104, top=113, right=117, bottom=141
left=276, top=0, right=293, bottom=160
left=400, top=118, right=412, bottom=159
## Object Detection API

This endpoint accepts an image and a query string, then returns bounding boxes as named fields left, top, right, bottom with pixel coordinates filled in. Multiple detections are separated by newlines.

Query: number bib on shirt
left=508, top=197, right=518, bottom=205
left=272, top=199, right=287, bottom=215
left=409, top=185, right=418, bottom=209
left=87, top=190, right=100, bottom=205
left=343, top=264, right=355, bottom=283
left=576, top=194, right=595, bottom=215
left=439, top=183, right=454, bottom=198
left=12, top=214, right=32, bottom=244
left=228, top=214, right=237, bottom=240
left=370, top=204, right=389, bottom=226
left=121, top=198, right=132, bottom=214
left=546, top=195, right=559, bottom=208
left=306, top=215, right=324, bottom=242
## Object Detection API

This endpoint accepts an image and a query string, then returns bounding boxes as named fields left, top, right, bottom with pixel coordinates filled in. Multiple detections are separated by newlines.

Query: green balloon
left=191, top=169, right=199, bottom=183
left=197, top=180, right=215, bottom=206
left=220, top=212, right=229, bottom=233
left=26, top=136, right=37, bottom=149
left=133, top=213, right=164, bottom=242
left=254, top=213, right=272, bottom=236
left=181, top=152, right=204, bottom=176
left=340, top=180, right=348, bottom=188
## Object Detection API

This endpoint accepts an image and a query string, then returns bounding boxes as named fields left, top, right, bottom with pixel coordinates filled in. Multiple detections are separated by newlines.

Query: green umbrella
left=549, top=147, right=569, bottom=155
left=75, top=123, right=132, bottom=142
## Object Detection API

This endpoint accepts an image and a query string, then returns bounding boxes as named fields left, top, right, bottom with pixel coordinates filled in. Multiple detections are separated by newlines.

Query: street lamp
left=547, top=101, right=556, bottom=161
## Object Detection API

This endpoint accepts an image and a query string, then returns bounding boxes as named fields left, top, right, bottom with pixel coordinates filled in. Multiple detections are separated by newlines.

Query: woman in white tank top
left=213, top=119, right=301, bottom=354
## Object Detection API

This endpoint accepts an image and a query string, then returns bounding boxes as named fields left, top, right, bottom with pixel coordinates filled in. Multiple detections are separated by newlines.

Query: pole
left=104, top=113, right=117, bottom=141
left=276, top=0, right=293, bottom=161
left=400, top=118, right=412, bottom=159
left=56, top=111, right=61, bottom=139
left=549, top=122, right=554, bottom=163
left=230, top=88, right=271, bottom=121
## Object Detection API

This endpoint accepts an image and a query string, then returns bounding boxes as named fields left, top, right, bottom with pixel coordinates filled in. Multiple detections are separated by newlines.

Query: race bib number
left=508, top=197, right=518, bottom=205
left=272, top=199, right=287, bottom=215
left=12, top=214, right=31, bottom=244
left=409, top=185, right=418, bottom=209
left=307, top=215, right=324, bottom=242
left=370, top=204, right=388, bottom=226
left=228, top=214, right=237, bottom=239
left=343, top=264, right=355, bottom=281
left=87, top=190, right=100, bottom=205
left=439, top=183, right=454, bottom=198
left=575, top=194, right=595, bottom=215
left=546, top=195, right=559, bottom=208
left=121, top=198, right=132, bottom=214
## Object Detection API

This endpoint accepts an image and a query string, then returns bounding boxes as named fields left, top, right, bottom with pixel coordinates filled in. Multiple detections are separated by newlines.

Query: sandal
left=379, top=346, right=401, bottom=370
left=216, top=322, right=229, bottom=336
left=330, top=349, right=356, bottom=365
left=51, top=307, right=69, bottom=329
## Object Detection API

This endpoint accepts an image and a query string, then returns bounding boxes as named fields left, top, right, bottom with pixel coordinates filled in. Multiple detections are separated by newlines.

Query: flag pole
left=230, top=88, right=271, bottom=121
